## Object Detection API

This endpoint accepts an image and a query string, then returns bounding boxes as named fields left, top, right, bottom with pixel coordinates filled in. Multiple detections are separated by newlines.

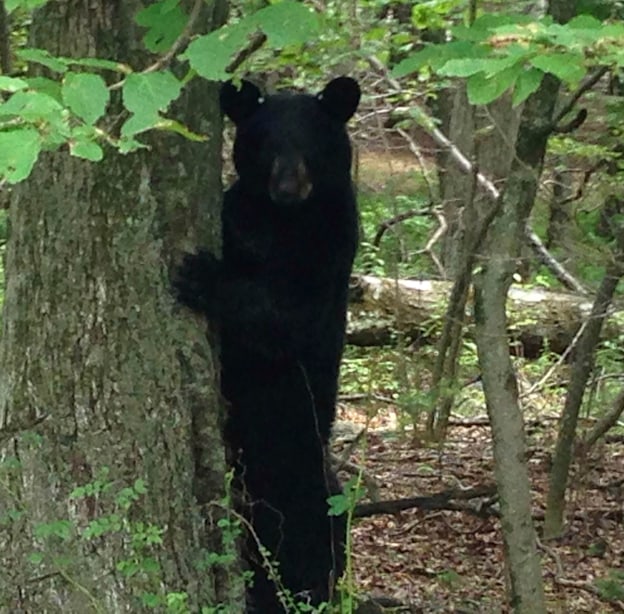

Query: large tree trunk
left=0, top=1, right=243, bottom=611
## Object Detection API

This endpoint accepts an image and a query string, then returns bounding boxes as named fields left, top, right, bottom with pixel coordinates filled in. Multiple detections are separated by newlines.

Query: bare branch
left=579, top=386, right=624, bottom=452
left=553, top=108, right=587, bottom=134
left=226, top=31, right=267, bottom=74
left=525, top=227, right=589, bottom=294
left=417, top=209, right=448, bottom=279
left=110, top=0, right=203, bottom=91
left=520, top=320, right=588, bottom=399
left=366, top=55, right=501, bottom=203
left=551, top=66, right=609, bottom=129
left=373, top=209, right=423, bottom=247
left=396, top=126, right=439, bottom=202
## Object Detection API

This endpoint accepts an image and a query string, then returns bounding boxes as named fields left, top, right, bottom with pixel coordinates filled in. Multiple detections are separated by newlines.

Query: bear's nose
left=269, top=156, right=312, bottom=205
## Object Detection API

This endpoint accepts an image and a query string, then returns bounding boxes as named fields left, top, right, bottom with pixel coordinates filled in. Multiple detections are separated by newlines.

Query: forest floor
left=340, top=148, right=624, bottom=613
left=335, top=402, right=624, bottom=614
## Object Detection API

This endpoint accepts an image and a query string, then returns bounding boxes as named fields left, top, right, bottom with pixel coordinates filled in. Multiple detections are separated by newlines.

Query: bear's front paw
left=173, top=250, right=221, bottom=317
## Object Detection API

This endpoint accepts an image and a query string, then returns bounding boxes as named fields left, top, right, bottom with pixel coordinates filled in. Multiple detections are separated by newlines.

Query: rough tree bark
left=0, top=1, right=243, bottom=611
left=473, top=1, right=576, bottom=611
left=438, top=91, right=520, bottom=279
left=545, top=168, right=574, bottom=250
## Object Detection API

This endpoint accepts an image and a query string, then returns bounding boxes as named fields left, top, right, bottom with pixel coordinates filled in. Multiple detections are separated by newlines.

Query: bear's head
left=220, top=77, right=360, bottom=206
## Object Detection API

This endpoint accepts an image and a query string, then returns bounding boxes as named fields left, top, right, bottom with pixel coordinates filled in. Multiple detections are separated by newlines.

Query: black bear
left=175, top=76, right=360, bottom=612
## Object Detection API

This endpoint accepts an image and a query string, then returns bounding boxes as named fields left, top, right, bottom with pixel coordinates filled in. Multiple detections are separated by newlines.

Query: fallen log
left=347, top=275, right=624, bottom=356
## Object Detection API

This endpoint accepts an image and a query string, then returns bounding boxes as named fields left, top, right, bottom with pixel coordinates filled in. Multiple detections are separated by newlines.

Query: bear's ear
left=317, top=77, right=360, bottom=122
left=220, top=80, right=263, bottom=124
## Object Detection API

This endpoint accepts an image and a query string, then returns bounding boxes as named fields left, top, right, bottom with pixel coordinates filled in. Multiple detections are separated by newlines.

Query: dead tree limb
left=354, top=483, right=498, bottom=518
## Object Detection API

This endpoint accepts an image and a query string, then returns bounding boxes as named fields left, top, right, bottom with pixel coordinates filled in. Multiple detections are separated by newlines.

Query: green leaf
left=252, top=1, right=319, bottom=47
left=0, top=76, right=28, bottom=92
left=117, top=136, right=148, bottom=154
left=0, top=129, right=41, bottom=183
left=529, top=52, right=586, bottom=85
left=184, top=1, right=320, bottom=80
left=133, top=478, right=148, bottom=494
left=411, top=0, right=463, bottom=29
left=479, top=56, right=525, bottom=77
left=122, top=71, right=181, bottom=117
left=62, top=73, right=109, bottom=125
left=16, top=48, right=68, bottom=73
left=135, top=0, right=188, bottom=53
left=0, top=91, right=69, bottom=148
left=6, top=0, right=48, bottom=11
left=183, top=25, right=249, bottom=81
left=27, top=551, right=44, bottom=565
left=393, top=41, right=484, bottom=78
left=33, top=519, right=72, bottom=541
left=567, top=15, right=602, bottom=30
left=453, top=11, right=534, bottom=42
left=70, top=140, right=103, bottom=162
left=466, top=64, right=521, bottom=105
left=0, top=91, right=63, bottom=120
left=512, top=68, right=543, bottom=106
left=140, top=593, right=162, bottom=608
left=438, top=58, right=483, bottom=78
left=392, top=46, right=440, bottom=78
left=327, top=493, right=350, bottom=516
left=24, top=77, right=63, bottom=102
left=120, top=112, right=161, bottom=138
left=65, top=57, right=130, bottom=73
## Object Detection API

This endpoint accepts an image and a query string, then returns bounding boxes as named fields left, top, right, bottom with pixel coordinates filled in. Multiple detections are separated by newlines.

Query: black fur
left=175, top=77, right=360, bottom=612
